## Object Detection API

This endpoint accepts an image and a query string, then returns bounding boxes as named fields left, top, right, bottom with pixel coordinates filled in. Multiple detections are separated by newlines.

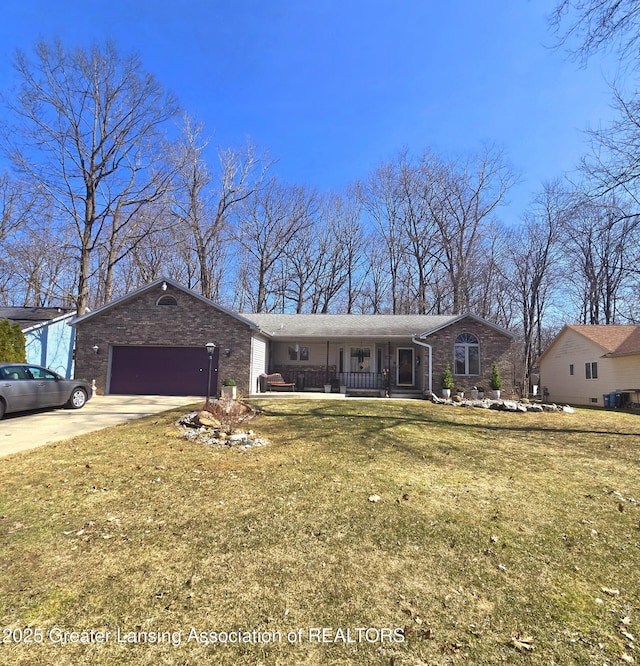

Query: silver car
left=0, top=363, right=92, bottom=419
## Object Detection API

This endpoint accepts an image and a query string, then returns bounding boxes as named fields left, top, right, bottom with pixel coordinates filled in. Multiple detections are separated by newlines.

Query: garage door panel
left=109, top=346, right=218, bottom=396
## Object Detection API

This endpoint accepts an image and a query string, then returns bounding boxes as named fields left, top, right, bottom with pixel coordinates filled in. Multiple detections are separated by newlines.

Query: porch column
left=326, top=340, right=330, bottom=384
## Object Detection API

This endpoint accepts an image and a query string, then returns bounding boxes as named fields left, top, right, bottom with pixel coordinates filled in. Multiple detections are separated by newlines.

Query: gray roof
left=244, top=313, right=461, bottom=338
left=0, top=307, right=75, bottom=330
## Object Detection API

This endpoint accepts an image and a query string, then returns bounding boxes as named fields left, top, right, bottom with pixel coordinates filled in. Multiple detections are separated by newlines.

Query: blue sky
left=0, top=0, right=621, bottom=225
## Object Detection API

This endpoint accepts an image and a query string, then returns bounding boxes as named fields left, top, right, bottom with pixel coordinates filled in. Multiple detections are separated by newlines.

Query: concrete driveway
left=0, top=394, right=201, bottom=458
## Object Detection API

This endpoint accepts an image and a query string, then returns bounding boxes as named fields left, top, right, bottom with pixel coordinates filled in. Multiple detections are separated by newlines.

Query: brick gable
left=424, top=317, right=514, bottom=395
left=74, top=283, right=254, bottom=394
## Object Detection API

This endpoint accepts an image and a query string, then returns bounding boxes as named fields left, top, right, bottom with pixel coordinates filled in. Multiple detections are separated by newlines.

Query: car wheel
left=67, top=388, right=88, bottom=409
left=0, top=400, right=5, bottom=420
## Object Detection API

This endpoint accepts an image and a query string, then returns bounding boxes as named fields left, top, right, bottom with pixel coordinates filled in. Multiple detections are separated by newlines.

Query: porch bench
left=266, top=373, right=296, bottom=391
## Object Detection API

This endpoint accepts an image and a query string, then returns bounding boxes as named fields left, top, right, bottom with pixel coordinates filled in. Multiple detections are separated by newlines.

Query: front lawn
left=0, top=400, right=638, bottom=665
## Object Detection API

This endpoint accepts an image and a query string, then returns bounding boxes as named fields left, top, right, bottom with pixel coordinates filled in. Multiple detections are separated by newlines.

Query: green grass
left=0, top=399, right=639, bottom=665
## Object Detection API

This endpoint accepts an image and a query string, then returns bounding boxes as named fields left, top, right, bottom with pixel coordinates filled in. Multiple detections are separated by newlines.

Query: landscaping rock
left=431, top=395, right=574, bottom=415
left=177, top=411, right=201, bottom=428
left=196, top=410, right=222, bottom=428
left=175, top=400, right=266, bottom=450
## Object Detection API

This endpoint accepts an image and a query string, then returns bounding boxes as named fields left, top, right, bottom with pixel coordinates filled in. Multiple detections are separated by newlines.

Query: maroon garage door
left=109, top=346, right=218, bottom=396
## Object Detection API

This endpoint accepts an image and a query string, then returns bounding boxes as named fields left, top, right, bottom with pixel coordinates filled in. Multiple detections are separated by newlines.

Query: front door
left=397, top=348, right=414, bottom=386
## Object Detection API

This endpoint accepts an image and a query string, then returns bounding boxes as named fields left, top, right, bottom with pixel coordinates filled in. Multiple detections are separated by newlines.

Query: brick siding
left=424, top=319, right=514, bottom=396
left=74, top=284, right=254, bottom=395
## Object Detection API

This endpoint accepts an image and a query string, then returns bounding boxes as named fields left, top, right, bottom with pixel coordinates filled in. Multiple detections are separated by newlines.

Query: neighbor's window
left=288, top=346, right=298, bottom=361
left=157, top=295, right=177, bottom=306
left=569, top=364, right=574, bottom=375
left=585, top=362, right=598, bottom=379
left=454, top=333, right=480, bottom=375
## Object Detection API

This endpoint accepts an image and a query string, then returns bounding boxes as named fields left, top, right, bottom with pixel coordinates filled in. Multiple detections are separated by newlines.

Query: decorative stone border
left=431, top=395, right=575, bottom=414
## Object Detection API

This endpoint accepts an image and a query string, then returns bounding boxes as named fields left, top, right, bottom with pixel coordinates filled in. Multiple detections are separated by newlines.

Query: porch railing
left=338, top=372, right=384, bottom=390
left=277, top=369, right=384, bottom=391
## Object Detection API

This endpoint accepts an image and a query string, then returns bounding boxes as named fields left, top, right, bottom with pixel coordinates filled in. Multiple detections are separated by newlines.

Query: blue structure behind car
left=0, top=363, right=91, bottom=419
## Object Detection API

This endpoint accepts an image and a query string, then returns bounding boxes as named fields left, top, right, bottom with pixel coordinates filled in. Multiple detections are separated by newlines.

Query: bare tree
left=5, top=209, right=75, bottom=306
left=1, top=40, right=180, bottom=314
left=551, top=1, right=640, bottom=239
left=168, top=116, right=269, bottom=300
left=356, top=240, right=392, bottom=314
left=561, top=194, right=638, bottom=323
left=423, top=146, right=516, bottom=314
left=468, top=221, right=512, bottom=326
left=357, top=160, right=406, bottom=313
left=399, top=151, right=441, bottom=313
left=0, top=173, right=39, bottom=247
left=581, top=86, right=640, bottom=204
left=234, top=179, right=317, bottom=312
left=307, top=192, right=365, bottom=313
left=550, top=0, right=640, bottom=65
left=505, top=182, right=566, bottom=394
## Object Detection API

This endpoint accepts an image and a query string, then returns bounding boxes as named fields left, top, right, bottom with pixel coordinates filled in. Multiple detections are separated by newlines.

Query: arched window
left=454, top=332, right=480, bottom=375
left=156, top=295, right=178, bottom=306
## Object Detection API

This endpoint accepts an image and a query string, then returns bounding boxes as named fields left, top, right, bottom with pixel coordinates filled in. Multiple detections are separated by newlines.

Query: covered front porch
left=266, top=339, right=426, bottom=397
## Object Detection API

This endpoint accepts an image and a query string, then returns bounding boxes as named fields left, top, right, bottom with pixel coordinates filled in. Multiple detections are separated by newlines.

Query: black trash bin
left=259, top=373, right=268, bottom=393
left=603, top=394, right=611, bottom=407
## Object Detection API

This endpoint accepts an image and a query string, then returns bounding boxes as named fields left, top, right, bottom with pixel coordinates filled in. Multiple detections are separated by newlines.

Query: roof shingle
left=245, top=313, right=459, bottom=338
left=566, top=325, right=640, bottom=356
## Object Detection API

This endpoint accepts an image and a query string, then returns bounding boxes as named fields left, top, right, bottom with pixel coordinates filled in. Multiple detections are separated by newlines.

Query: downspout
left=412, top=336, right=433, bottom=396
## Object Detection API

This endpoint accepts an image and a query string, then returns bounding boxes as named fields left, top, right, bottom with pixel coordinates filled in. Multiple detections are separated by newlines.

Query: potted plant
left=477, top=386, right=485, bottom=400
left=490, top=362, right=502, bottom=399
left=441, top=363, right=454, bottom=399
left=221, top=378, right=237, bottom=400
left=470, top=386, right=479, bottom=400
left=381, top=368, right=390, bottom=398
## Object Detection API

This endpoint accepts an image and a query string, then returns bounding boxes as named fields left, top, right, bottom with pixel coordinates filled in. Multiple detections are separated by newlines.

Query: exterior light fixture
left=92, top=344, right=99, bottom=355
left=225, top=348, right=232, bottom=357
left=205, top=342, right=216, bottom=404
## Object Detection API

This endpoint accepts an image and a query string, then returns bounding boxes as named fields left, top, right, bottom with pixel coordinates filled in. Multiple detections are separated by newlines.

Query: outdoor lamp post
left=205, top=342, right=216, bottom=404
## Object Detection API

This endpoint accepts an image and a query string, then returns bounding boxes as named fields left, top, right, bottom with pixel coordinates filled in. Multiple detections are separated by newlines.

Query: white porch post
left=412, top=337, right=433, bottom=395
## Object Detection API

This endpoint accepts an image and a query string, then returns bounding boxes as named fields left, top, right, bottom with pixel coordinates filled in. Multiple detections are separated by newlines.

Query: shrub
left=223, top=378, right=237, bottom=386
left=441, top=363, right=454, bottom=390
left=0, top=320, right=26, bottom=363
left=490, top=362, right=502, bottom=391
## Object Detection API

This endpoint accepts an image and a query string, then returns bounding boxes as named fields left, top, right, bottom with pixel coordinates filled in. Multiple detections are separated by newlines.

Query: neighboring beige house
left=539, top=325, right=640, bottom=406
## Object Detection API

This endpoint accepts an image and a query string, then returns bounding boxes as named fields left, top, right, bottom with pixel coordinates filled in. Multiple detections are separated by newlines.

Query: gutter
left=412, top=336, right=433, bottom=395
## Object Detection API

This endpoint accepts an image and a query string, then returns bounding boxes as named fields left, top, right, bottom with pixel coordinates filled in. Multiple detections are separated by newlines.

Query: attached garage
left=71, top=278, right=259, bottom=396
left=109, top=346, right=219, bottom=396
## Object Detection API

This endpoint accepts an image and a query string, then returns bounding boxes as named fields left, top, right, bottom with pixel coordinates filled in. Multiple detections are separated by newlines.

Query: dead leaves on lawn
left=511, top=632, right=535, bottom=652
